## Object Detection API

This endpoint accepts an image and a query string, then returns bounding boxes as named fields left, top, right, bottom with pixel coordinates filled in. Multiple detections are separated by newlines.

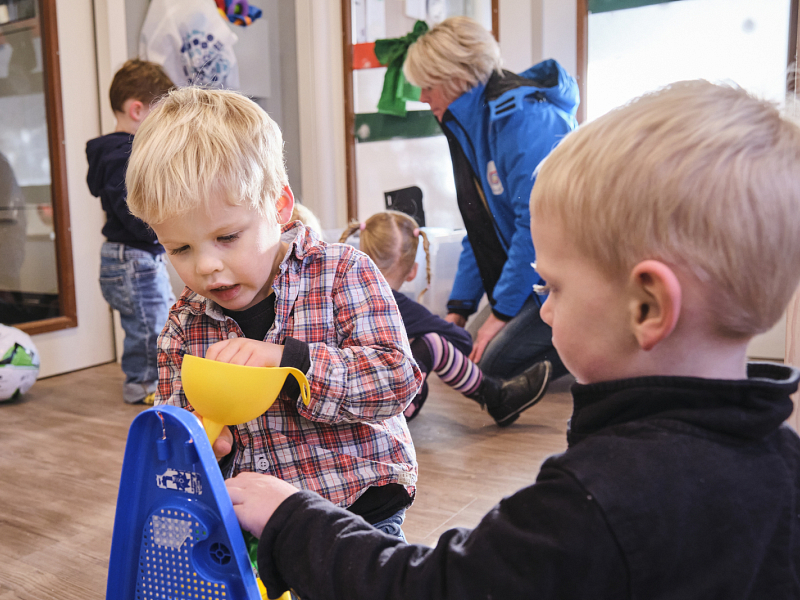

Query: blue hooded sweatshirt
left=441, top=59, right=578, bottom=320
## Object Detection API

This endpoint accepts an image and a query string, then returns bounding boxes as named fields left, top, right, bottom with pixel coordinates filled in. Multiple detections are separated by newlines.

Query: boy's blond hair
left=126, top=87, right=288, bottom=225
left=404, top=16, right=502, bottom=100
left=531, top=80, right=800, bottom=338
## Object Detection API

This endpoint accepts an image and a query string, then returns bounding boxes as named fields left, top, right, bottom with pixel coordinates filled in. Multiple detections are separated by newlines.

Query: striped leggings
left=416, top=332, right=483, bottom=397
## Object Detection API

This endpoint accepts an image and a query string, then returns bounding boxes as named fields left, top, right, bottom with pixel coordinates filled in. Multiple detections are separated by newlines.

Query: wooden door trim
left=17, top=0, right=77, bottom=335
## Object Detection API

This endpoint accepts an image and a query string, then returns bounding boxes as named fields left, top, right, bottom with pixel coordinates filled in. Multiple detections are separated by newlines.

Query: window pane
left=587, top=0, right=792, bottom=121
left=0, top=4, right=61, bottom=324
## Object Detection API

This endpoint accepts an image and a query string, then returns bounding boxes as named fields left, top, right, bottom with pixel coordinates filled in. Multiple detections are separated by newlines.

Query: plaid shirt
left=155, top=222, right=422, bottom=507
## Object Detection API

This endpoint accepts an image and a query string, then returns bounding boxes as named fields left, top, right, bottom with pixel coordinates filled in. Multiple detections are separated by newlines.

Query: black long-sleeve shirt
left=256, top=363, right=800, bottom=600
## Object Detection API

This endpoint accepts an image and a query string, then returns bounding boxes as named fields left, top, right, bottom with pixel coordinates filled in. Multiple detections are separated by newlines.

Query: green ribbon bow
left=374, top=20, right=429, bottom=117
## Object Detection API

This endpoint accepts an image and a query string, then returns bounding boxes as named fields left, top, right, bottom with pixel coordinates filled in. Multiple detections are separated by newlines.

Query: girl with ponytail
left=341, top=211, right=550, bottom=426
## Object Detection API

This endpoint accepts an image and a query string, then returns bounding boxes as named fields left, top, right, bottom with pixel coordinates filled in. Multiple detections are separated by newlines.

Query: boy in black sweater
left=225, top=81, right=800, bottom=599
left=86, top=60, right=174, bottom=404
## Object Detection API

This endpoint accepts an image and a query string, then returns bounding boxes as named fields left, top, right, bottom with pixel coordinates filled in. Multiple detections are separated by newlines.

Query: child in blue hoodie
left=85, top=59, right=174, bottom=404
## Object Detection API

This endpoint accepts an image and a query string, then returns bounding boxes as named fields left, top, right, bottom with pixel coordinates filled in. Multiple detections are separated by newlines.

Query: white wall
left=295, top=0, right=349, bottom=231
left=94, top=0, right=131, bottom=134
left=354, top=136, right=463, bottom=230
left=541, top=0, right=578, bottom=74
left=499, top=0, right=533, bottom=71
left=33, top=0, right=116, bottom=378
left=501, top=0, right=577, bottom=74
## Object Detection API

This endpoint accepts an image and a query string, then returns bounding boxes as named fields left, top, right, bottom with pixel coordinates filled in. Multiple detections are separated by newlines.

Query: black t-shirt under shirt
left=222, top=293, right=411, bottom=524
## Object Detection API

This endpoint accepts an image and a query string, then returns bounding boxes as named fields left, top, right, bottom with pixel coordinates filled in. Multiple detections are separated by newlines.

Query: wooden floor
left=0, top=362, right=574, bottom=599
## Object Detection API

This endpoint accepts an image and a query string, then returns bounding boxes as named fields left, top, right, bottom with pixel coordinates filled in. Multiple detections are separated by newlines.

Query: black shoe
left=485, top=361, right=552, bottom=427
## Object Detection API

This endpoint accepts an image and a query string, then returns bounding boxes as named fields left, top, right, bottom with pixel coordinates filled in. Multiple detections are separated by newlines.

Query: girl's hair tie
left=359, top=222, right=366, bottom=231
left=413, top=228, right=420, bottom=237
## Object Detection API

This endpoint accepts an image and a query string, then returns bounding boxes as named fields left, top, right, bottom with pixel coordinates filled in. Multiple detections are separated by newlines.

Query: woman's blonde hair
left=531, top=79, right=800, bottom=337
left=404, top=16, right=502, bottom=100
left=339, top=211, right=431, bottom=300
left=126, top=87, right=288, bottom=225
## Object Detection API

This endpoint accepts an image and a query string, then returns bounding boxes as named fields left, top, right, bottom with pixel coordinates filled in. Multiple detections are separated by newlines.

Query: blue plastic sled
left=106, top=405, right=261, bottom=600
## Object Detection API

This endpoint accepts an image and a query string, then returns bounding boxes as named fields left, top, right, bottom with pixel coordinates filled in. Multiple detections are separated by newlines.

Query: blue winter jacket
left=442, top=59, right=578, bottom=319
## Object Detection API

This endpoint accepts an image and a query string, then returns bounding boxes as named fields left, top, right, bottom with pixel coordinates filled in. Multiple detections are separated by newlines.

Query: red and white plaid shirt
left=155, top=223, right=422, bottom=507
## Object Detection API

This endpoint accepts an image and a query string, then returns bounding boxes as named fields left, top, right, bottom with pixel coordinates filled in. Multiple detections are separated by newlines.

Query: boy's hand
left=193, top=412, right=234, bottom=459
left=212, top=422, right=234, bottom=459
left=205, top=338, right=284, bottom=367
left=225, top=472, right=299, bottom=538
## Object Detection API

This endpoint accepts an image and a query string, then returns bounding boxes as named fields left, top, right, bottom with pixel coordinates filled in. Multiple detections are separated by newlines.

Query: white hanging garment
left=140, top=0, right=240, bottom=89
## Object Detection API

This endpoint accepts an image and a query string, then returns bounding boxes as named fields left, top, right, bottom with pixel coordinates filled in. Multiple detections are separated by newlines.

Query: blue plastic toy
left=106, top=405, right=261, bottom=600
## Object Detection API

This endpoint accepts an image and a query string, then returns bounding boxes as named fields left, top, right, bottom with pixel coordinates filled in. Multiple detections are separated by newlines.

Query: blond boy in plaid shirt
left=126, top=87, right=423, bottom=538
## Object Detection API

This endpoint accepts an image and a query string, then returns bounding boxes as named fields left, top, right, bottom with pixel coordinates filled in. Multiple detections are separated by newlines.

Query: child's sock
left=421, top=333, right=484, bottom=397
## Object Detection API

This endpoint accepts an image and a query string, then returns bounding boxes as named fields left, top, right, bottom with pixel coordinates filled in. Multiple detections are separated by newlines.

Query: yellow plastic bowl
left=181, top=354, right=310, bottom=444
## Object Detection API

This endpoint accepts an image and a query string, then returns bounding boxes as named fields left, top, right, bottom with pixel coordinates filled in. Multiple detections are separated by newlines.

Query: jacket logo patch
left=487, top=161, right=504, bottom=195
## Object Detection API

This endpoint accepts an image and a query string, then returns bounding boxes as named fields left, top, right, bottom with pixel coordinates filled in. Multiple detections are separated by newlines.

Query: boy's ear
left=128, top=100, right=147, bottom=122
left=405, top=262, right=419, bottom=282
left=276, top=185, right=295, bottom=224
left=628, top=260, right=682, bottom=351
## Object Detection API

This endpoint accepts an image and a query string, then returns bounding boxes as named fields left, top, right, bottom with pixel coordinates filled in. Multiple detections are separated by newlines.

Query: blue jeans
left=478, top=295, right=567, bottom=380
left=372, top=507, right=408, bottom=542
left=99, top=242, right=175, bottom=403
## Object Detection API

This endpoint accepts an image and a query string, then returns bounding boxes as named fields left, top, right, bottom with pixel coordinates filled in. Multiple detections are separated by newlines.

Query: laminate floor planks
left=0, top=362, right=574, bottom=599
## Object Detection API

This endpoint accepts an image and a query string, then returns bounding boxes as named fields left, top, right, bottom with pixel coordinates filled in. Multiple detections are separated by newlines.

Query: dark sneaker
left=486, top=361, right=552, bottom=427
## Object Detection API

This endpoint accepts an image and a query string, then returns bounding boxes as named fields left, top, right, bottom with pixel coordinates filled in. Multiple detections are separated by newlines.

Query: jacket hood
left=517, top=59, right=580, bottom=116
left=447, top=59, right=579, bottom=126
left=85, top=132, right=133, bottom=198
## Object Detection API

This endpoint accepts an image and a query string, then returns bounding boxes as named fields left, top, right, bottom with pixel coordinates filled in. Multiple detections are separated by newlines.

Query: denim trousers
left=478, top=295, right=568, bottom=380
left=99, top=242, right=175, bottom=403
left=372, top=507, right=408, bottom=542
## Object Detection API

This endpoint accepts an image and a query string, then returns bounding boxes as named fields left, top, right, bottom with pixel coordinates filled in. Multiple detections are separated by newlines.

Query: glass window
left=586, top=0, right=793, bottom=121
left=0, top=0, right=73, bottom=328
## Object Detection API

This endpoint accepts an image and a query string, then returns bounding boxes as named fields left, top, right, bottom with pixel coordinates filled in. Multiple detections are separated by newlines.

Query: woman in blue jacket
left=404, top=17, right=578, bottom=382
